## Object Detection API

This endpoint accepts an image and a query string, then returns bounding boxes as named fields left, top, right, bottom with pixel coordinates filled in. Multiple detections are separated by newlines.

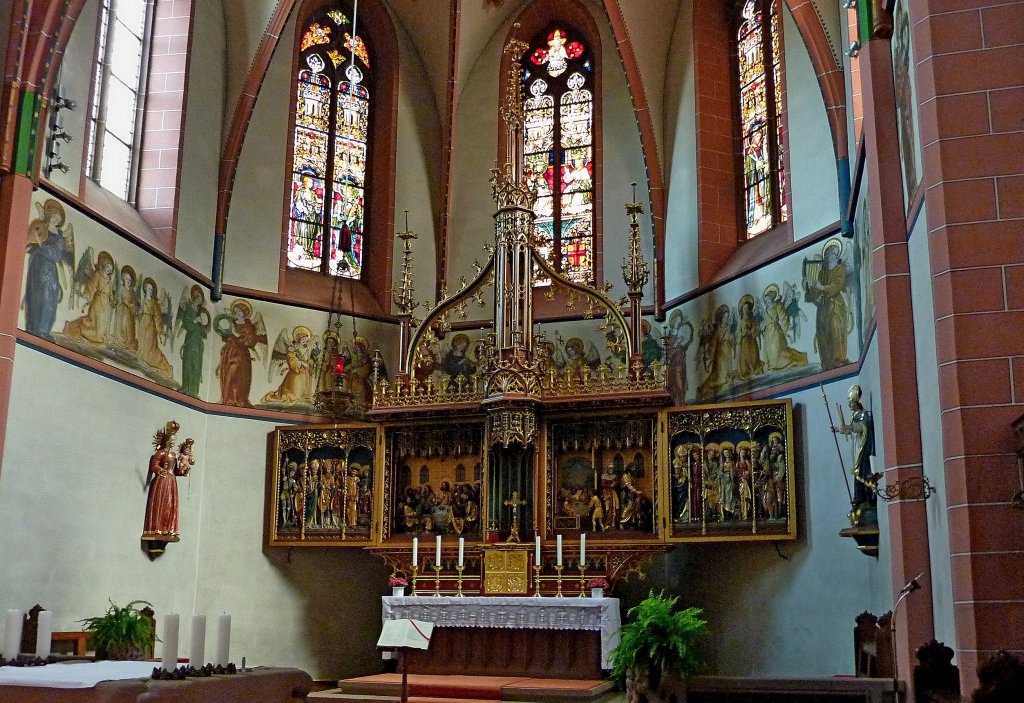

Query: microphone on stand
left=899, top=572, right=925, bottom=595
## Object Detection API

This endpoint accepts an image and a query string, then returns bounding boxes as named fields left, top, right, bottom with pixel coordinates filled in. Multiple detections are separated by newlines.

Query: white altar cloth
left=382, top=596, right=621, bottom=669
left=0, top=660, right=155, bottom=688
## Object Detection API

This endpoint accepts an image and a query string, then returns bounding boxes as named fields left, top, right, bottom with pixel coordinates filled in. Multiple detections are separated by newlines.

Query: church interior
left=0, top=0, right=1022, bottom=700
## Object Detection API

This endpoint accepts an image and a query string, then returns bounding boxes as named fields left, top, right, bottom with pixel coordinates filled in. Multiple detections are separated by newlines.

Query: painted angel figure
left=63, top=248, right=115, bottom=345
left=262, top=325, right=319, bottom=404
left=214, top=299, right=267, bottom=407
left=174, top=285, right=211, bottom=397
left=761, top=283, right=808, bottom=372
left=136, top=277, right=173, bottom=378
left=696, top=303, right=737, bottom=400
left=24, top=199, right=75, bottom=338
left=665, top=310, right=694, bottom=405
left=735, top=294, right=764, bottom=380
left=108, top=264, right=141, bottom=351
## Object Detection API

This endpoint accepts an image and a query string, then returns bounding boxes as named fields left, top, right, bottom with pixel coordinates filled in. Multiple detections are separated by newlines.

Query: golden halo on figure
left=762, top=283, right=780, bottom=300
left=719, top=440, right=736, bottom=452
left=190, top=284, right=205, bottom=301
left=142, top=277, right=158, bottom=296
left=120, top=265, right=137, bottom=284
left=822, top=238, right=843, bottom=261
left=97, top=251, right=115, bottom=271
left=703, top=442, right=720, bottom=453
left=451, top=332, right=470, bottom=351
left=292, top=325, right=312, bottom=342
left=352, top=335, right=369, bottom=350
left=737, top=440, right=752, bottom=452
left=230, top=299, right=253, bottom=319
left=769, top=431, right=783, bottom=443
left=739, top=294, right=755, bottom=310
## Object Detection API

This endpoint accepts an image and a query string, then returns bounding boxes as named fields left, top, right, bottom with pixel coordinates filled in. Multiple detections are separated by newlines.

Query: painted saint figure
left=804, top=239, right=851, bottom=371
left=137, top=278, right=173, bottom=378
left=142, top=422, right=193, bottom=556
left=175, top=285, right=211, bottom=397
left=735, top=295, right=763, bottom=380
left=63, top=250, right=115, bottom=344
left=263, top=325, right=316, bottom=404
left=24, top=200, right=74, bottom=338
left=109, top=265, right=139, bottom=352
left=214, top=299, right=267, bottom=407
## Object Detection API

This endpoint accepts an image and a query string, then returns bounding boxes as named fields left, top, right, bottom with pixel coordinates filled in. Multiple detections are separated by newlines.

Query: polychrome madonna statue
left=142, top=421, right=195, bottom=558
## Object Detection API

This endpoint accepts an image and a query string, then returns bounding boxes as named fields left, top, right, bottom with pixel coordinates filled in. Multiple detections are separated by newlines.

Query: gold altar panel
left=382, top=422, right=486, bottom=542
left=267, top=423, right=380, bottom=546
left=661, top=399, right=797, bottom=542
left=545, top=412, right=661, bottom=541
left=483, top=548, right=530, bottom=594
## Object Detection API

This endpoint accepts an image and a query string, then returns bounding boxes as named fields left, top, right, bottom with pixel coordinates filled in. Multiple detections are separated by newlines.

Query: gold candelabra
left=533, top=564, right=542, bottom=597
left=455, top=565, right=465, bottom=597
left=433, top=564, right=442, bottom=596
left=554, top=564, right=564, bottom=597
left=578, top=565, right=587, bottom=597
left=411, top=564, right=419, bottom=596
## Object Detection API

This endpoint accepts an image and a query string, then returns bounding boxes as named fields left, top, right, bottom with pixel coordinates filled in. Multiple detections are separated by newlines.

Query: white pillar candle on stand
left=534, top=535, right=541, bottom=566
left=556, top=535, right=563, bottom=566
left=215, top=614, right=231, bottom=666
left=189, top=614, right=206, bottom=667
left=4, top=609, right=23, bottom=659
left=35, top=610, right=53, bottom=658
left=580, top=533, right=586, bottom=565
left=458, top=537, right=464, bottom=567
left=412, top=537, right=418, bottom=567
left=435, top=535, right=442, bottom=565
left=161, top=613, right=180, bottom=671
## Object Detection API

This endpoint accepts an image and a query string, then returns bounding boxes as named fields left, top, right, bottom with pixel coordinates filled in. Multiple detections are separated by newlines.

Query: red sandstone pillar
left=858, top=36, right=935, bottom=692
left=0, top=172, right=34, bottom=473
left=908, top=0, right=1024, bottom=690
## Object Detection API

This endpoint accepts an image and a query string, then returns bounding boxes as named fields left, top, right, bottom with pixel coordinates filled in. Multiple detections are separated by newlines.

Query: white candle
left=4, top=609, right=22, bottom=659
left=435, top=534, right=442, bottom=565
left=161, top=613, right=180, bottom=671
left=458, top=537, right=465, bottom=567
left=556, top=535, right=563, bottom=566
left=215, top=614, right=231, bottom=666
left=535, top=535, right=541, bottom=566
left=870, top=456, right=877, bottom=474
left=412, top=537, right=418, bottom=567
left=580, top=533, right=586, bottom=565
left=189, top=614, right=206, bottom=667
left=35, top=610, right=53, bottom=658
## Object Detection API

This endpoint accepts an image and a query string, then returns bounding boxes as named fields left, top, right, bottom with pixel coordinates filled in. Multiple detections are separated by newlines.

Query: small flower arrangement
left=388, top=576, right=408, bottom=587
left=586, top=577, right=610, bottom=589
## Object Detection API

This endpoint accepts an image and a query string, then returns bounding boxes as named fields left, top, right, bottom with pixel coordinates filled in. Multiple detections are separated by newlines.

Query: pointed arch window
left=737, top=0, right=787, bottom=238
left=521, top=26, right=595, bottom=285
left=287, top=7, right=371, bottom=278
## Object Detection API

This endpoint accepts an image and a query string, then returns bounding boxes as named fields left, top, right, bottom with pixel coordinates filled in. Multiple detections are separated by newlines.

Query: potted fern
left=80, top=600, right=156, bottom=660
left=610, top=591, right=707, bottom=703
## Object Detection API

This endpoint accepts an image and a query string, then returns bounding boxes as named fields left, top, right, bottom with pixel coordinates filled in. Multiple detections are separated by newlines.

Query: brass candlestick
left=456, top=565, right=465, bottom=596
left=533, top=564, right=542, bottom=597
left=578, top=565, right=587, bottom=597
left=411, top=564, right=419, bottom=596
left=555, top=564, right=564, bottom=597
left=433, top=564, right=442, bottom=596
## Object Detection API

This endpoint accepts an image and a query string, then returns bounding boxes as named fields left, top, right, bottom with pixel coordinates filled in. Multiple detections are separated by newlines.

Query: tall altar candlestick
left=580, top=533, right=586, bottom=565
left=458, top=537, right=465, bottom=567
left=215, top=614, right=231, bottom=666
left=4, top=609, right=22, bottom=658
left=435, top=535, right=442, bottom=565
left=556, top=535, right=563, bottom=566
left=535, top=535, right=541, bottom=566
left=161, top=613, right=180, bottom=671
left=35, top=610, right=52, bottom=658
left=412, top=537, right=418, bottom=567
left=189, top=614, right=206, bottom=667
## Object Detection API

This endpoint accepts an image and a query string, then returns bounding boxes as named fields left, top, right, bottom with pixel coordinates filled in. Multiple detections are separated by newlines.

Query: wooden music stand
left=377, top=619, right=433, bottom=703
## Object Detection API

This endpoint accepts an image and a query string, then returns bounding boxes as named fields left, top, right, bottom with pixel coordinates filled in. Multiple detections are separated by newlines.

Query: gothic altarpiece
left=266, top=36, right=796, bottom=594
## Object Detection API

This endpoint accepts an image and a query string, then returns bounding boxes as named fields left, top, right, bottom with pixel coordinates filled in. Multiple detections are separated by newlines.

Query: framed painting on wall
left=663, top=399, right=796, bottom=542
left=267, top=423, right=379, bottom=546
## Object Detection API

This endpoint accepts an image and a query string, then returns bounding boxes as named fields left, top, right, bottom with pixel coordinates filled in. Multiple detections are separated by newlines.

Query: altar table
left=0, top=662, right=312, bottom=702
left=381, top=596, right=621, bottom=678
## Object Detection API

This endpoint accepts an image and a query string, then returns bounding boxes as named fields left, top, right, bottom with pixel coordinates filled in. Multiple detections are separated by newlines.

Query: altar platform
left=313, top=673, right=615, bottom=703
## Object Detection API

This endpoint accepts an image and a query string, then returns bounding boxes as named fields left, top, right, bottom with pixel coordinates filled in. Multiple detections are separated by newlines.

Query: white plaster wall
left=0, top=345, right=209, bottom=636
left=223, top=13, right=296, bottom=292
left=174, top=0, right=225, bottom=276
left=662, top=0, right=698, bottom=301
left=783, top=6, right=840, bottom=239
left=43, top=0, right=100, bottom=196
left=0, top=346, right=388, bottom=679
left=391, top=14, right=440, bottom=303
left=907, top=205, right=956, bottom=652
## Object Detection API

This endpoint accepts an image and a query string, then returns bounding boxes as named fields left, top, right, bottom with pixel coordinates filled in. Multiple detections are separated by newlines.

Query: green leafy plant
left=610, top=591, right=708, bottom=688
left=80, top=600, right=156, bottom=660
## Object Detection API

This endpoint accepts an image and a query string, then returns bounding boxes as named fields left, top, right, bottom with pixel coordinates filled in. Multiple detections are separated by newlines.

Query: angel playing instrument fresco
left=23, top=199, right=75, bottom=339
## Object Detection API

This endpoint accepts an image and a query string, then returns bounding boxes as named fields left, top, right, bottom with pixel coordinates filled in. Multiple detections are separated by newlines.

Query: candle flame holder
left=455, top=565, right=465, bottom=596
left=554, top=564, right=564, bottom=598
left=533, top=564, right=542, bottom=597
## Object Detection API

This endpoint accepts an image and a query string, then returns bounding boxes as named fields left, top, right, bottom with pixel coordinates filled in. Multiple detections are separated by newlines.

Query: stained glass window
left=522, top=27, right=594, bottom=285
left=287, top=5, right=372, bottom=279
left=737, top=0, right=787, bottom=238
